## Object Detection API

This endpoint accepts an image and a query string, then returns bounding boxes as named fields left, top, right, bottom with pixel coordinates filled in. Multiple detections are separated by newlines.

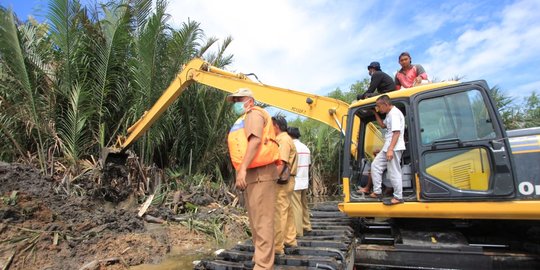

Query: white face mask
left=233, top=100, right=247, bottom=115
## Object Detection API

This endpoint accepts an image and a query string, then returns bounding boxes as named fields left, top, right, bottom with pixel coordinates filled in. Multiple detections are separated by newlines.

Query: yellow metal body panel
left=189, top=67, right=350, bottom=131
left=363, top=122, right=384, bottom=161
left=414, top=174, right=421, bottom=200
left=338, top=200, right=540, bottom=220
left=342, top=177, right=351, bottom=203
left=350, top=81, right=460, bottom=108
left=425, top=148, right=490, bottom=191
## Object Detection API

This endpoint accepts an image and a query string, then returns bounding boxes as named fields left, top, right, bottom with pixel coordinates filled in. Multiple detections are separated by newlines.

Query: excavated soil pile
left=0, top=162, right=248, bottom=270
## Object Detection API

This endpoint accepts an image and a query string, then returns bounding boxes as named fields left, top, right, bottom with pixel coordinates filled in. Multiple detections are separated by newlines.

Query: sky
left=3, top=0, right=540, bottom=106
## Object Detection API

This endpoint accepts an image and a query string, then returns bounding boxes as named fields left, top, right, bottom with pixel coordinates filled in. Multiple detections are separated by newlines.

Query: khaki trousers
left=291, top=189, right=312, bottom=237
left=274, top=176, right=297, bottom=253
left=246, top=180, right=276, bottom=270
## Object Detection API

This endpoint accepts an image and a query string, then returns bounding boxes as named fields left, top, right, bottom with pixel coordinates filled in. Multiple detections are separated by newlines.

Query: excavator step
left=310, top=211, right=349, bottom=218
left=363, top=224, right=391, bottom=230
left=361, top=233, right=395, bottom=244
left=274, top=254, right=340, bottom=269
left=296, top=240, right=350, bottom=251
left=309, top=225, right=354, bottom=232
left=284, top=247, right=348, bottom=261
left=311, top=221, right=351, bottom=226
left=305, top=229, right=353, bottom=237
left=300, top=235, right=351, bottom=242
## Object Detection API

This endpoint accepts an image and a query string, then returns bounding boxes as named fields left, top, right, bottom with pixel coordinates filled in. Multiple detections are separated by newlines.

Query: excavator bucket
left=100, top=147, right=128, bottom=167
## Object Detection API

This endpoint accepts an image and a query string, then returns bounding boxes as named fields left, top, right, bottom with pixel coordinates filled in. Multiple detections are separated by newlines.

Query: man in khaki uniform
left=227, top=88, right=279, bottom=269
left=272, top=115, right=298, bottom=255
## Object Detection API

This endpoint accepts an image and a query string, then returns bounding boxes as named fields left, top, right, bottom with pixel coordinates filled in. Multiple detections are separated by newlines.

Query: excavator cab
left=338, top=80, right=540, bottom=220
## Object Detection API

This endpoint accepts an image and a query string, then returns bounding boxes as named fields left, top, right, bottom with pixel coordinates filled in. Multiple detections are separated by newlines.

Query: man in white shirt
left=370, top=95, right=406, bottom=205
left=288, top=127, right=312, bottom=236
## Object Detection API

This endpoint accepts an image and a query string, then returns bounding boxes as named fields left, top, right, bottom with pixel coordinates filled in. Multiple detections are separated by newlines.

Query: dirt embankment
left=0, top=162, right=248, bottom=270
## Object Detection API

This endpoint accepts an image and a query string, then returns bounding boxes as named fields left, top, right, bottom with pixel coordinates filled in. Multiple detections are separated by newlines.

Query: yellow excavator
left=105, top=58, right=540, bottom=269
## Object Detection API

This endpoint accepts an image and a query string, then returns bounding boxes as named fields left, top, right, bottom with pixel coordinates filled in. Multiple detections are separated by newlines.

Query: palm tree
left=0, top=7, right=53, bottom=171
left=1, top=0, right=238, bottom=184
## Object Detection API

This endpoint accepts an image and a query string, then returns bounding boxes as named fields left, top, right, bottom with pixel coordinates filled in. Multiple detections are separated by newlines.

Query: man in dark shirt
left=358, top=62, right=396, bottom=100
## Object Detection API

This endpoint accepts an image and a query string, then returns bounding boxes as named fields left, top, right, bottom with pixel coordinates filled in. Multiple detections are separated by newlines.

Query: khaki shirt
left=244, top=109, right=278, bottom=184
left=276, top=132, right=298, bottom=176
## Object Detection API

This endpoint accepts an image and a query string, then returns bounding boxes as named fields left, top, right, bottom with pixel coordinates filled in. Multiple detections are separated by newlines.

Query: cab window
left=418, top=89, right=496, bottom=145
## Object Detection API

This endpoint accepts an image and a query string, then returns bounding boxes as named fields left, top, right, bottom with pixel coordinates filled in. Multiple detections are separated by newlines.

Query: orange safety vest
left=228, top=106, right=279, bottom=170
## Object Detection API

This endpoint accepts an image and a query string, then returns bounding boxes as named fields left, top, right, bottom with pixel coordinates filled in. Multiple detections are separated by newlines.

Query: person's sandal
left=383, top=197, right=404, bottom=205
left=357, top=186, right=371, bottom=193
left=368, top=192, right=382, bottom=200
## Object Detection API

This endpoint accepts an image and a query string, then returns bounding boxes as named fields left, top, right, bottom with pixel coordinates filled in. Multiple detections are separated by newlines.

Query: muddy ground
left=0, top=162, right=249, bottom=270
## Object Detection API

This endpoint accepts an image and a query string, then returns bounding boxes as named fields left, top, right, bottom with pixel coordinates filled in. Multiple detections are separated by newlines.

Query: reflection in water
left=130, top=246, right=219, bottom=270
left=130, top=233, right=247, bottom=270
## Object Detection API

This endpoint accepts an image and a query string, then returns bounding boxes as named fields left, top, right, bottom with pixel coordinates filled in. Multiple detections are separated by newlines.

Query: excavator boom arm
left=118, top=58, right=349, bottom=151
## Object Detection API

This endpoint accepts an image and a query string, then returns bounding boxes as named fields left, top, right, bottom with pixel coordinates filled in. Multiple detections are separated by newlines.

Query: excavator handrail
left=114, top=58, right=351, bottom=151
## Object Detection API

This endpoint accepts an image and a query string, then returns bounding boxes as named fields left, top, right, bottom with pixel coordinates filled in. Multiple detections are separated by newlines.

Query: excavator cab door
left=411, top=81, right=516, bottom=201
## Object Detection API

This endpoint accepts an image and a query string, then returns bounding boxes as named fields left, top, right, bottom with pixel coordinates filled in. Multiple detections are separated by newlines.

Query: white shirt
left=293, top=139, right=311, bottom=190
left=382, top=106, right=406, bottom=152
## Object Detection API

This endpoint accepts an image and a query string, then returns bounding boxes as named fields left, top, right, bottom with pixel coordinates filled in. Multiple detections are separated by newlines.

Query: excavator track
left=194, top=201, right=355, bottom=270
left=355, top=218, right=540, bottom=269
left=195, top=203, right=540, bottom=269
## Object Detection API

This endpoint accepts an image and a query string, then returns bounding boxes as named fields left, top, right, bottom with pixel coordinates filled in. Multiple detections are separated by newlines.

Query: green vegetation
left=0, top=0, right=237, bottom=185
left=489, top=86, right=540, bottom=129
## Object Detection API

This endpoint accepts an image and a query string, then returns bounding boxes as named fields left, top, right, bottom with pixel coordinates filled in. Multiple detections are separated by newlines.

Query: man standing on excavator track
left=227, top=88, right=280, bottom=269
left=272, top=115, right=298, bottom=255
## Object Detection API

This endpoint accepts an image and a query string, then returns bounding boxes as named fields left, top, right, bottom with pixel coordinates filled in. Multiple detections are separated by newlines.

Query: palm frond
left=48, top=0, right=81, bottom=96
left=0, top=112, right=26, bottom=159
left=197, top=36, right=218, bottom=57
left=128, top=0, right=171, bottom=163
left=0, top=8, right=32, bottom=93
left=91, top=1, right=130, bottom=146
left=0, top=8, right=49, bottom=170
left=131, top=0, right=152, bottom=35
left=170, top=19, right=204, bottom=70
left=58, top=83, right=89, bottom=170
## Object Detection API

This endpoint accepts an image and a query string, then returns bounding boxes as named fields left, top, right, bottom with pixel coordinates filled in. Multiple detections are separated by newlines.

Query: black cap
left=367, top=61, right=381, bottom=70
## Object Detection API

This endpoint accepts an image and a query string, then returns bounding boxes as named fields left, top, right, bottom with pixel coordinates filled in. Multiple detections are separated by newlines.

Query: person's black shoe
left=284, top=242, right=297, bottom=248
